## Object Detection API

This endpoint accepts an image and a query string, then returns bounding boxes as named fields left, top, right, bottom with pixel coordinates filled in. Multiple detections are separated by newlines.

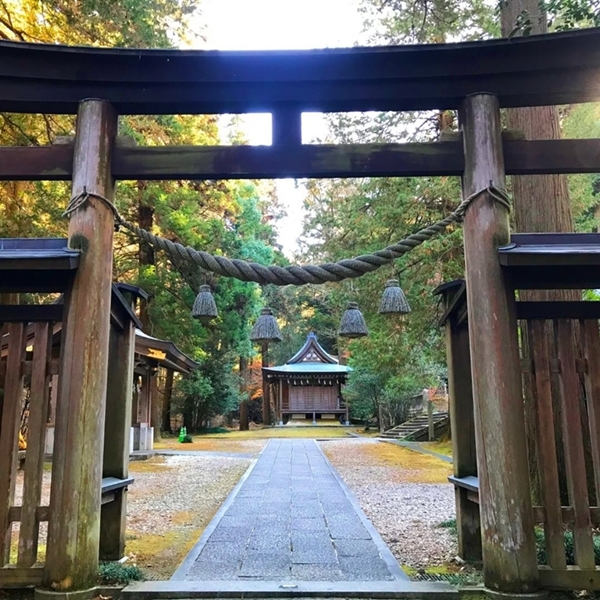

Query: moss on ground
left=422, top=441, right=453, bottom=457
left=129, top=456, right=169, bottom=473
left=156, top=426, right=357, bottom=446
left=360, top=442, right=453, bottom=484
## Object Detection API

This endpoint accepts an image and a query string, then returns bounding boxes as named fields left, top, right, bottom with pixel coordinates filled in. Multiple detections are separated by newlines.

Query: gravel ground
left=127, top=454, right=254, bottom=536
left=126, top=453, right=257, bottom=577
left=11, top=450, right=259, bottom=578
left=320, top=439, right=456, bottom=569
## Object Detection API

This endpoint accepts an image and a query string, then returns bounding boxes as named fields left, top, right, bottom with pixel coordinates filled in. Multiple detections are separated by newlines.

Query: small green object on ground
left=98, top=561, right=145, bottom=584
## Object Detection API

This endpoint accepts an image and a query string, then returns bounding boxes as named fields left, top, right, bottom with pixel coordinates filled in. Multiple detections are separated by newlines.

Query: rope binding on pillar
left=63, top=184, right=510, bottom=287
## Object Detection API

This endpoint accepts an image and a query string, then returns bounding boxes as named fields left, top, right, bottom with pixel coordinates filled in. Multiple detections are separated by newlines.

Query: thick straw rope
left=64, top=185, right=510, bottom=287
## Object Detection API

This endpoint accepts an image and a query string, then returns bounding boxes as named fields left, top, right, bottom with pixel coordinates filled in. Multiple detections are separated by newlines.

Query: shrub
left=98, top=562, right=145, bottom=585
left=198, top=427, right=229, bottom=434
left=535, top=527, right=600, bottom=565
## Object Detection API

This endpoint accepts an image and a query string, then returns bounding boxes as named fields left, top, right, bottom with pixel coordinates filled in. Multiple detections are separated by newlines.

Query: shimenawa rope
left=63, top=184, right=510, bottom=287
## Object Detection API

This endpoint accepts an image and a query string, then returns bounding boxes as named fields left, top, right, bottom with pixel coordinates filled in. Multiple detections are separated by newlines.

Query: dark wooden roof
left=499, top=233, right=600, bottom=289
left=135, top=329, right=198, bottom=374
left=435, top=233, right=600, bottom=327
left=0, top=238, right=79, bottom=293
left=287, top=332, right=338, bottom=365
left=1, top=28, right=600, bottom=114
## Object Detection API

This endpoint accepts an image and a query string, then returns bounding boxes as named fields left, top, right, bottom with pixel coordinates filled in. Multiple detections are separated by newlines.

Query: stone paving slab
left=173, top=439, right=408, bottom=583
left=123, top=580, right=459, bottom=599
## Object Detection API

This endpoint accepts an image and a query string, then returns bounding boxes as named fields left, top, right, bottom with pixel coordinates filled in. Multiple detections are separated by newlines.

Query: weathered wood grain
left=582, top=320, right=600, bottom=504
left=44, top=100, right=117, bottom=591
left=460, top=93, right=538, bottom=593
left=556, top=319, right=595, bottom=570
left=0, top=323, right=26, bottom=566
left=539, top=566, right=600, bottom=590
left=100, top=321, right=135, bottom=560
left=1, top=139, right=600, bottom=181
left=530, top=320, right=567, bottom=569
left=0, top=566, right=44, bottom=586
left=17, top=323, right=52, bottom=567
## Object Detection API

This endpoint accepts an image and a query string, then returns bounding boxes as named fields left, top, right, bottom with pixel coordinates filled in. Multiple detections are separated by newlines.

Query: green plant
left=437, top=518, right=458, bottom=536
left=98, top=562, right=145, bottom=585
left=535, top=527, right=600, bottom=565
left=198, top=427, right=230, bottom=434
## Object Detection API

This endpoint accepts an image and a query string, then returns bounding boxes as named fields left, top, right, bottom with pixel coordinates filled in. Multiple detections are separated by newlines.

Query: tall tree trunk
left=261, top=343, right=270, bottom=425
left=501, top=0, right=580, bottom=504
left=162, top=369, right=174, bottom=433
left=151, top=366, right=162, bottom=443
left=138, top=185, right=154, bottom=332
left=239, top=356, right=249, bottom=431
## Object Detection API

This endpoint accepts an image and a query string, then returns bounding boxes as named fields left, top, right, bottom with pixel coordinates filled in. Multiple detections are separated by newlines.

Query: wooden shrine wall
left=288, top=384, right=338, bottom=413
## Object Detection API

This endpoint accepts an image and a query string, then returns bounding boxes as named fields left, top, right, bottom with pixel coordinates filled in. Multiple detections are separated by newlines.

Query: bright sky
left=197, top=0, right=364, bottom=257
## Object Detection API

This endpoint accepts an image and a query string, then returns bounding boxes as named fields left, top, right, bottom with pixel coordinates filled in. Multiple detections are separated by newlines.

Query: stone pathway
left=174, top=439, right=407, bottom=582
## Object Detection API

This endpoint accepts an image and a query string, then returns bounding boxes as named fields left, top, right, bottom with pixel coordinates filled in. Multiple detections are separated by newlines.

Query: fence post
left=427, top=396, right=434, bottom=441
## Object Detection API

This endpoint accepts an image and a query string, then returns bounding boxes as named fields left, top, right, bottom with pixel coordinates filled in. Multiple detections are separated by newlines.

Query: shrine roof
left=264, top=332, right=353, bottom=376
left=135, top=329, right=198, bottom=374
left=287, top=332, right=338, bottom=365
left=264, top=363, right=352, bottom=376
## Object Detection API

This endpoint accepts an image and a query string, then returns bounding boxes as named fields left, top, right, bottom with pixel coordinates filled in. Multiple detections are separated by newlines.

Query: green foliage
left=197, top=427, right=230, bottom=435
left=292, top=173, right=463, bottom=426
left=563, top=103, right=600, bottom=234
left=98, top=562, right=145, bottom=585
left=535, top=527, right=600, bottom=565
left=543, top=0, right=600, bottom=29
left=359, top=0, right=498, bottom=44
left=437, top=518, right=458, bottom=535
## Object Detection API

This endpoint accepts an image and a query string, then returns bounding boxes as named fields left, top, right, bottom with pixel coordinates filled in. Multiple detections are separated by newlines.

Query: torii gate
left=0, top=28, right=600, bottom=598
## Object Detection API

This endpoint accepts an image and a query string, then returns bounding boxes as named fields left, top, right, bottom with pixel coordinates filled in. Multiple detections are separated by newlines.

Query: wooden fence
left=441, top=282, right=600, bottom=590
left=520, top=306, right=600, bottom=589
left=0, top=310, right=60, bottom=586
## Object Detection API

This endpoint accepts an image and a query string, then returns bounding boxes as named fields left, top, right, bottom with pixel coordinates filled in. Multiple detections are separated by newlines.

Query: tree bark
left=162, top=368, right=174, bottom=433
left=239, top=356, right=249, bottom=431
left=138, top=189, right=154, bottom=331
left=261, top=343, right=270, bottom=425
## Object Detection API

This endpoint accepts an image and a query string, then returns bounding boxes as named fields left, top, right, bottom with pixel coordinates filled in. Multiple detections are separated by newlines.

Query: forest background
left=1, top=0, right=599, bottom=432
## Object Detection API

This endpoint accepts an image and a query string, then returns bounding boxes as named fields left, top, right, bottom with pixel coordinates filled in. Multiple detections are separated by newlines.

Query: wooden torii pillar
left=44, top=100, right=117, bottom=591
left=460, top=94, right=540, bottom=597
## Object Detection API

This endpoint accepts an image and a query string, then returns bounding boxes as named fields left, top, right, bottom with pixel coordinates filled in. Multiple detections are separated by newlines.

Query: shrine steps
left=379, top=413, right=449, bottom=441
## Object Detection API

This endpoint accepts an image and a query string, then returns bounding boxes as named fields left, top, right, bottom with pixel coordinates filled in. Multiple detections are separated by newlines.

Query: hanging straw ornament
left=379, top=279, right=411, bottom=315
left=338, top=302, right=369, bottom=338
left=250, top=307, right=283, bottom=343
left=191, top=285, right=218, bottom=322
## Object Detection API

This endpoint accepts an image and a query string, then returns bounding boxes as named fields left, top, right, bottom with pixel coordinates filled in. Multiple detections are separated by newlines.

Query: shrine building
left=263, top=333, right=352, bottom=424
